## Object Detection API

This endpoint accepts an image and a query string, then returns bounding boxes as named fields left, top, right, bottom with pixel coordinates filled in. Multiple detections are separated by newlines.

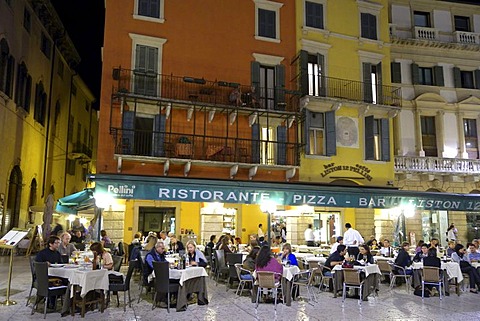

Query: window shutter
left=453, top=67, right=461, bottom=88
left=6, top=56, right=15, bottom=97
left=135, top=45, right=146, bottom=94
left=325, top=111, right=336, bottom=156
left=434, top=66, right=444, bottom=87
left=317, top=53, right=326, bottom=97
left=146, top=47, right=158, bottom=96
left=299, top=50, right=309, bottom=97
left=251, top=123, right=260, bottom=163
left=361, top=13, right=369, bottom=38
left=153, top=114, right=166, bottom=156
left=411, top=63, right=420, bottom=85
left=276, top=125, right=287, bottom=165
left=304, top=109, right=311, bottom=155
left=363, top=63, right=373, bottom=103
left=391, top=62, right=402, bottom=83
left=474, top=70, right=480, bottom=89
left=122, top=111, right=135, bottom=154
left=364, top=115, right=374, bottom=160
left=251, top=61, right=260, bottom=94
left=381, top=118, right=390, bottom=161
left=25, top=75, right=32, bottom=112
left=376, top=62, right=383, bottom=104
left=275, top=64, right=285, bottom=110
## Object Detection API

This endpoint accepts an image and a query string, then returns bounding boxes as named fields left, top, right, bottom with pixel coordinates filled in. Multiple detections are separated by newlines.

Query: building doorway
left=138, top=207, right=175, bottom=235
left=2, top=166, right=22, bottom=235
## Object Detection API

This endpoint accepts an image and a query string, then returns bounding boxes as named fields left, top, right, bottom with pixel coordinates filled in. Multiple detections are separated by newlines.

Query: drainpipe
left=42, top=39, right=57, bottom=198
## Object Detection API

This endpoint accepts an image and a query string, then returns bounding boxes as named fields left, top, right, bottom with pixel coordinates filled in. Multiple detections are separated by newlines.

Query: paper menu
left=0, top=230, right=29, bottom=247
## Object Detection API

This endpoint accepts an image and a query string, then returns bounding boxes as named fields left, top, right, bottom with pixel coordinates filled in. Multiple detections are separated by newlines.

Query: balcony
left=394, top=155, right=480, bottom=175
left=303, top=76, right=402, bottom=107
left=111, top=128, right=300, bottom=167
left=454, top=31, right=480, bottom=45
left=414, top=26, right=438, bottom=41
left=69, top=142, right=92, bottom=160
left=112, top=68, right=300, bottom=112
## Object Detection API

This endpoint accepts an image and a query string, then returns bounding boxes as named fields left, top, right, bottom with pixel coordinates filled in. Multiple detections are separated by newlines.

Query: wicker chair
left=342, top=268, right=365, bottom=306
left=422, top=266, right=444, bottom=299
left=255, top=271, right=283, bottom=310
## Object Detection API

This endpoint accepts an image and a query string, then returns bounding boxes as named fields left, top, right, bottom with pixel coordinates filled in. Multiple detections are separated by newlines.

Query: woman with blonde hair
left=144, top=235, right=158, bottom=251
left=186, top=240, right=207, bottom=267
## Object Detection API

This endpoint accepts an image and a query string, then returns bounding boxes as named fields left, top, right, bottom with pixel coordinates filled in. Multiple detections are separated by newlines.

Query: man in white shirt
left=378, top=239, right=393, bottom=257
left=330, top=236, right=344, bottom=254
left=304, top=224, right=315, bottom=246
left=257, top=224, right=265, bottom=239
left=159, top=231, right=171, bottom=250
left=343, top=223, right=364, bottom=258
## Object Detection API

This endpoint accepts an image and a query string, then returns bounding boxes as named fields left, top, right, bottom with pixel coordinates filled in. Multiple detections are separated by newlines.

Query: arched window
left=0, top=38, right=15, bottom=98
left=34, top=81, right=47, bottom=125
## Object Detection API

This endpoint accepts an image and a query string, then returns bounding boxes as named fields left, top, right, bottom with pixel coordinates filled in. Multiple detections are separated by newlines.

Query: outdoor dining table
left=411, top=261, right=463, bottom=295
left=251, top=265, right=300, bottom=307
left=150, top=266, right=209, bottom=311
left=331, top=264, right=381, bottom=300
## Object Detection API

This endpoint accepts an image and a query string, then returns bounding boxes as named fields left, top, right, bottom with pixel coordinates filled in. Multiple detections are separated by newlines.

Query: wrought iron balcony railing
left=111, top=128, right=300, bottom=167
left=72, top=142, right=92, bottom=158
left=112, top=68, right=300, bottom=112
left=394, top=155, right=480, bottom=175
left=304, top=75, right=402, bottom=107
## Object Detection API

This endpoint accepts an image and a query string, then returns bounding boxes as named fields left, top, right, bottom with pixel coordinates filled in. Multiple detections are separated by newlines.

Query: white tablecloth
left=294, top=245, right=322, bottom=253
left=283, top=265, right=300, bottom=281
left=333, top=264, right=381, bottom=277
left=150, top=266, right=208, bottom=286
left=412, top=261, right=463, bottom=282
left=49, top=265, right=110, bottom=297
left=293, top=252, right=315, bottom=260
left=374, top=256, right=394, bottom=262
left=305, top=256, right=327, bottom=264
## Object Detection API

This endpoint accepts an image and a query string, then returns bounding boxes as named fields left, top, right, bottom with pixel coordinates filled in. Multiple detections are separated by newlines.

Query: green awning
left=91, top=174, right=480, bottom=212
left=56, top=188, right=95, bottom=214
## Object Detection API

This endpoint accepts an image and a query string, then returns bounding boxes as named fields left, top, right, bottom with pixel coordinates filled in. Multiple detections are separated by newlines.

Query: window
left=461, top=71, right=474, bottom=89
left=134, top=45, right=159, bottom=96
left=57, top=59, right=64, bottom=78
left=414, top=11, right=431, bottom=27
left=365, top=116, right=390, bottom=161
left=464, top=118, right=478, bottom=159
left=40, top=33, right=52, bottom=59
left=71, top=84, right=77, bottom=96
left=23, top=7, right=31, bottom=32
left=412, top=64, right=444, bottom=86
left=363, top=62, right=382, bottom=104
left=453, top=67, right=480, bottom=89
left=34, top=82, right=47, bottom=125
left=391, top=62, right=402, bottom=83
left=0, top=39, right=15, bottom=98
left=251, top=59, right=285, bottom=110
left=305, top=1, right=324, bottom=29
left=307, top=54, right=324, bottom=96
left=260, top=126, right=275, bottom=165
left=254, top=0, right=283, bottom=42
left=135, top=0, right=164, bottom=22
left=259, top=65, right=275, bottom=110
left=361, top=13, right=377, bottom=40
left=454, top=16, right=470, bottom=32
left=305, top=110, right=336, bottom=156
left=258, top=9, right=276, bottom=39
left=14, top=62, right=32, bottom=112
left=421, top=116, right=437, bottom=157
left=122, top=112, right=166, bottom=156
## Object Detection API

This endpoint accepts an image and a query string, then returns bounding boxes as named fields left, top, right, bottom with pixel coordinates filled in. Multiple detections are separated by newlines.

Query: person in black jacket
left=357, top=244, right=374, bottom=264
left=412, top=243, right=429, bottom=262
left=394, top=242, right=413, bottom=275
left=169, top=234, right=184, bottom=253
left=423, top=248, right=441, bottom=268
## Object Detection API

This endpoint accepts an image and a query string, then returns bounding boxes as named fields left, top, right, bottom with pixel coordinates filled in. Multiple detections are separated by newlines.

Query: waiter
left=343, top=223, right=364, bottom=258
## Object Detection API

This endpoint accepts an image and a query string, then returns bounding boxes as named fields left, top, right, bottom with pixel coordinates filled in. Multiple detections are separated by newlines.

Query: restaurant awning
left=56, top=188, right=96, bottom=214
left=91, top=174, right=480, bottom=212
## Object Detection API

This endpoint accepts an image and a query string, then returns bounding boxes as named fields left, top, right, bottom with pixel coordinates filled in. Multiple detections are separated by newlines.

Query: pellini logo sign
left=107, top=184, right=136, bottom=198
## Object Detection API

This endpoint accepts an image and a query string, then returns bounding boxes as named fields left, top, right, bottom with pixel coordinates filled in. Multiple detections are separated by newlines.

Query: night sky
left=51, top=0, right=105, bottom=110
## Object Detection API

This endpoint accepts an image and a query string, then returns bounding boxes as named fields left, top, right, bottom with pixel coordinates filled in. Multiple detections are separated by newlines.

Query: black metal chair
left=225, top=253, right=243, bottom=291
left=112, top=255, right=124, bottom=272
left=107, top=260, right=136, bottom=311
left=152, top=261, right=179, bottom=313
left=26, top=256, right=37, bottom=307
left=214, top=250, right=229, bottom=285
left=31, top=262, right=68, bottom=319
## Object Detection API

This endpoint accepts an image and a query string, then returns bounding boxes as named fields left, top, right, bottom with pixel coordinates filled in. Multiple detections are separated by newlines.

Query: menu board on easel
left=0, top=229, right=29, bottom=248
left=25, top=225, right=43, bottom=256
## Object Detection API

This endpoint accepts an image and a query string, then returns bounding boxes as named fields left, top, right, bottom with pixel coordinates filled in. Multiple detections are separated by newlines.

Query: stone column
left=436, top=110, right=445, bottom=157
left=415, top=108, right=424, bottom=156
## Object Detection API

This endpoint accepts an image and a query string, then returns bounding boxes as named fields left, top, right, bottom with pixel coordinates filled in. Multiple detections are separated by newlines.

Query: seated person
left=330, top=236, right=343, bottom=254
left=366, top=238, right=379, bottom=251
left=413, top=243, right=429, bottom=262
left=169, top=234, right=185, bottom=253
left=90, top=242, right=114, bottom=270
left=467, top=243, right=480, bottom=262
left=280, top=243, right=298, bottom=266
left=243, top=246, right=260, bottom=272
left=324, top=244, right=347, bottom=274
left=356, top=244, right=374, bottom=264
left=131, top=232, right=142, bottom=245
left=415, top=240, right=424, bottom=253
left=100, top=229, right=113, bottom=248
left=70, top=230, right=85, bottom=244
left=378, top=239, right=394, bottom=257
left=446, top=241, right=456, bottom=257
left=394, top=242, right=413, bottom=275
left=423, top=248, right=441, bottom=268
left=255, top=245, right=283, bottom=281
left=58, top=232, right=77, bottom=258
left=36, top=235, right=62, bottom=264
left=428, top=238, right=440, bottom=250
left=186, top=240, right=208, bottom=267
left=143, top=241, right=167, bottom=284
left=206, top=235, right=216, bottom=250
left=452, top=244, right=480, bottom=293
left=229, top=87, right=242, bottom=106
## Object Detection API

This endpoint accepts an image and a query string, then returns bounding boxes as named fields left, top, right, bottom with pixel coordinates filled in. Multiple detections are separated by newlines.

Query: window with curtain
left=258, top=9, right=276, bottom=39
left=421, top=116, right=437, bottom=156
left=138, top=0, right=161, bottom=19
left=305, top=1, right=324, bottom=29
left=464, top=118, right=478, bottom=159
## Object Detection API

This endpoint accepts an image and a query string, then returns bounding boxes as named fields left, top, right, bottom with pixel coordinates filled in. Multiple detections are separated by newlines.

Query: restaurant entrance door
left=139, top=207, right=176, bottom=234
